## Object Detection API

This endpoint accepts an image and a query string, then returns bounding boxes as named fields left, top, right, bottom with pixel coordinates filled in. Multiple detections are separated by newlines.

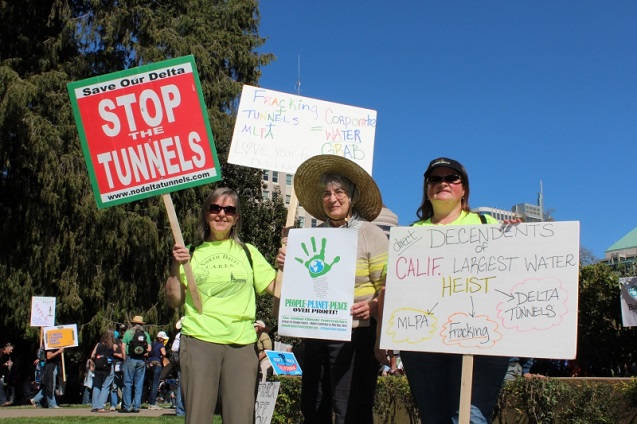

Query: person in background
left=377, top=157, right=509, bottom=424
left=31, top=345, right=65, bottom=408
left=277, top=155, right=388, bottom=424
left=147, top=331, right=168, bottom=410
left=90, top=329, right=116, bottom=412
left=504, top=358, right=545, bottom=381
left=171, top=317, right=185, bottom=417
left=82, top=358, right=95, bottom=405
left=120, top=315, right=151, bottom=413
left=166, top=187, right=277, bottom=424
left=379, top=351, right=403, bottom=377
left=0, top=343, right=14, bottom=406
left=254, top=320, right=273, bottom=382
left=109, top=327, right=125, bottom=411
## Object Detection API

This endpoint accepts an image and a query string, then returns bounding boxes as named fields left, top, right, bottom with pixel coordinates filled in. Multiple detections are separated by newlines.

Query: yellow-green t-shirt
left=179, top=240, right=276, bottom=345
left=413, top=210, right=498, bottom=227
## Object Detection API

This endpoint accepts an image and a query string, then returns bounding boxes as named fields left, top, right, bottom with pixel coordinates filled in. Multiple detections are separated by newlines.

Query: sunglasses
left=208, top=204, right=237, bottom=216
left=427, top=174, right=462, bottom=184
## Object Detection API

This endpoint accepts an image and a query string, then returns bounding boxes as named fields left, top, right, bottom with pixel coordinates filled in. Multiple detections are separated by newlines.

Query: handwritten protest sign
left=67, top=55, right=222, bottom=208
left=43, top=324, right=78, bottom=349
left=620, top=276, right=637, bottom=327
left=277, top=228, right=358, bottom=341
left=228, top=85, right=377, bottom=175
left=255, top=382, right=280, bottom=424
left=266, top=351, right=303, bottom=377
left=380, top=221, right=580, bottom=359
left=30, top=296, right=56, bottom=327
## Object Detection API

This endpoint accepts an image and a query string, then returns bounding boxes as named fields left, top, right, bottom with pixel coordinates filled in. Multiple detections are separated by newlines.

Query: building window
left=286, top=174, right=292, bottom=186
left=272, top=171, right=278, bottom=183
left=311, top=219, right=318, bottom=228
left=285, top=194, right=291, bottom=205
left=262, top=170, right=268, bottom=181
left=263, top=190, right=269, bottom=200
left=299, top=216, right=305, bottom=227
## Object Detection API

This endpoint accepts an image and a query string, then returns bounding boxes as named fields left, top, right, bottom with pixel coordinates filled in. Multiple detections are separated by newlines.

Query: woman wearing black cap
left=389, top=157, right=509, bottom=424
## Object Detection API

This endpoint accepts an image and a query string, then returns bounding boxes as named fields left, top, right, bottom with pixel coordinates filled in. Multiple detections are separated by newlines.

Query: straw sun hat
left=131, top=315, right=145, bottom=325
left=294, top=155, right=382, bottom=222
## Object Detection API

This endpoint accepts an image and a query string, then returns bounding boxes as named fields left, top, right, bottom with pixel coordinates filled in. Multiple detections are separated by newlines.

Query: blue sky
left=255, top=1, right=637, bottom=260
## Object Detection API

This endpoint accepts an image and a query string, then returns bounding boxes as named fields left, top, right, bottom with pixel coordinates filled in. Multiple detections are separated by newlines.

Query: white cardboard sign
left=278, top=228, right=358, bottom=341
left=30, top=296, right=56, bottom=327
left=229, top=85, right=377, bottom=174
left=620, top=276, right=637, bottom=327
left=255, top=382, right=280, bottom=424
left=380, top=221, right=580, bottom=359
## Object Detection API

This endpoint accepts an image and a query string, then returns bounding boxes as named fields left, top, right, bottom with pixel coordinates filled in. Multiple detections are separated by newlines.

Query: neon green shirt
left=179, top=240, right=276, bottom=345
left=413, top=210, right=498, bottom=227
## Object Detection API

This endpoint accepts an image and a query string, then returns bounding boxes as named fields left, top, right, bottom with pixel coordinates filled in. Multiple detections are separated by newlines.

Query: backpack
left=169, top=333, right=181, bottom=367
left=128, top=328, right=148, bottom=359
left=94, top=343, right=113, bottom=371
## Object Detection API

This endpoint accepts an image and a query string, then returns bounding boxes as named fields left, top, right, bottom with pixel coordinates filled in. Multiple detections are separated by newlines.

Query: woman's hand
left=172, top=244, right=190, bottom=265
left=350, top=300, right=375, bottom=321
left=275, top=245, right=287, bottom=270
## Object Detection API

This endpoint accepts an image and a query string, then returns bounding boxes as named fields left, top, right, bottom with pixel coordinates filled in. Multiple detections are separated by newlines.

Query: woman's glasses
left=208, top=204, right=237, bottom=216
left=427, top=174, right=462, bottom=184
left=322, top=189, right=348, bottom=200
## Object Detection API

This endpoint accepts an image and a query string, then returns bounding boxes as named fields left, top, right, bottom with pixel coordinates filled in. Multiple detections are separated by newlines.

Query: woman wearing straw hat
left=277, top=155, right=388, bottom=424
left=166, top=187, right=277, bottom=424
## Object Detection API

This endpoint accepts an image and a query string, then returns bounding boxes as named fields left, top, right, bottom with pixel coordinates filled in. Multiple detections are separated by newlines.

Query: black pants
left=301, top=324, right=378, bottom=424
left=401, top=351, right=508, bottom=424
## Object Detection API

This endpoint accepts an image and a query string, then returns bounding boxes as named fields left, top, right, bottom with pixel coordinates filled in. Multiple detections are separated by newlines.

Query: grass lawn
left=0, top=404, right=223, bottom=424
left=0, top=416, right=222, bottom=424
left=0, top=419, right=183, bottom=424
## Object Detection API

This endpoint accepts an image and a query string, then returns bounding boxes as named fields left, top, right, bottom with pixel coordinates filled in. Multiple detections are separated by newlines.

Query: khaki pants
left=181, top=335, right=259, bottom=424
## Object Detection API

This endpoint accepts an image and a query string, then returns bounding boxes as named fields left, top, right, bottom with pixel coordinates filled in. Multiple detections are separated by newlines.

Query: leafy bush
left=495, top=378, right=633, bottom=424
left=270, top=377, right=303, bottom=424
left=269, top=375, right=637, bottom=423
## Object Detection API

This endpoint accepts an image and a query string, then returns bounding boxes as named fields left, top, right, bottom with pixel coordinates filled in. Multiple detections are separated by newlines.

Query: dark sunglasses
left=427, top=174, right=462, bottom=184
left=208, top=204, right=237, bottom=216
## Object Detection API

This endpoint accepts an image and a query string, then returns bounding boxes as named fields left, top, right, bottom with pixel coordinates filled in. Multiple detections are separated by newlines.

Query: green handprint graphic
left=295, top=237, right=340, bottom=278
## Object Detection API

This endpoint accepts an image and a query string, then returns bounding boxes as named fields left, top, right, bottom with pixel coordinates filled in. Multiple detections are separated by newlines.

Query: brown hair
left=416, top=162, right=471, bottom=221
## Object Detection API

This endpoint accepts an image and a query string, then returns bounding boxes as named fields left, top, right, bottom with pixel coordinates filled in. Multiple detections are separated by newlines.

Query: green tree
left=0, top=0, right=283, bottom=379
left=577, top=262, right=637, bottom=375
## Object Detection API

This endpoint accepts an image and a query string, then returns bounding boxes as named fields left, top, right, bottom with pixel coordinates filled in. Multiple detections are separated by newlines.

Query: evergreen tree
left=0, top=0, right=284, bottom=381
left=577, top=263, right=637, bottom=375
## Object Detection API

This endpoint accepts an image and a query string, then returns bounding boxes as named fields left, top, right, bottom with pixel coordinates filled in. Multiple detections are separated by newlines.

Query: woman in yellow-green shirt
left=401, top=157, right=508, bottom=424
left=166, top=187, right=276, bottom=424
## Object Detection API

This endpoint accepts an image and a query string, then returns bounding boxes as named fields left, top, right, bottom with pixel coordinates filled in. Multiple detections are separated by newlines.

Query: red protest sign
left=67, top=55, right=221, bottom=208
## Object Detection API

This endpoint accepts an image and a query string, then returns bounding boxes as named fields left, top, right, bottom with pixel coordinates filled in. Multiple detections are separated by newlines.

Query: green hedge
left=271, top=376, right=637, bottom=424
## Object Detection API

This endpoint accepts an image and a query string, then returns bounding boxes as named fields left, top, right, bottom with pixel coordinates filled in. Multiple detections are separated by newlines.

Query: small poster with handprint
left=278, top=228, right=358, bottom=341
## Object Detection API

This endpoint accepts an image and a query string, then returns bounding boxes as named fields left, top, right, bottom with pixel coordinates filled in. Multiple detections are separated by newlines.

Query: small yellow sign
left=43, top=325, right=78, bottom=349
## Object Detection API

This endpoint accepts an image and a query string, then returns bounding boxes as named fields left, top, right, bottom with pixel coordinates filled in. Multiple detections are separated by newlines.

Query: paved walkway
left=0, top=405, right=179, bottom=419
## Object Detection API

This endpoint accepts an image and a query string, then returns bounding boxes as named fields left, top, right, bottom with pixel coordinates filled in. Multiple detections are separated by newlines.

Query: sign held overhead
left=229, top=85, right=377, bottom=175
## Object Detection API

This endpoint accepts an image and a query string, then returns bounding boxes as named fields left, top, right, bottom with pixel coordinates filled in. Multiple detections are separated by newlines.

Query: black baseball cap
left=424, top=157, right=467, bottom=181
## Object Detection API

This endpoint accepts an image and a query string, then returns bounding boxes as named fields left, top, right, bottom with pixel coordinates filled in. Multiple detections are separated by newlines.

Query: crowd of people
left=1, top=155, right=573, bottom=423
left=0, top=315, right=185, bottom=414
